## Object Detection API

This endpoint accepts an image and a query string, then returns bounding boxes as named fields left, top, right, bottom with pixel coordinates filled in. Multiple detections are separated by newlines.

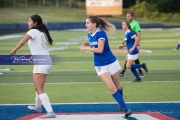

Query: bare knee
left=108, top=86, right=117, bottom=94
left=126, top=64, right=131, bottom=69
left=34, top=87, right=44, bottom=94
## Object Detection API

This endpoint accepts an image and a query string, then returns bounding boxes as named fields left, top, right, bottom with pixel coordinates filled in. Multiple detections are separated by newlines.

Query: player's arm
left=137, top=31, right=141, bottom=45
left=129, top=35, right=139, bottom=53
left=79, top=39, right=105, bottom=53
left=10, top=34, right=31, bottom=55
left=118, top=40, right=126, bottom=49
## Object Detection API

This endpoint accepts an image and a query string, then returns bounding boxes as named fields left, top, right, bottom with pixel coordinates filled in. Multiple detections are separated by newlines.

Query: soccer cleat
left=119, top=72, right=124, bottom=78
left=138, top=73, right=144, bottom=77
left=39, top=112, right=56, bottom=118
left=172, top=48, right=178, bottom=51
left=28, top=106, right=42, bottom=113
left=118, top=104, right=122, bottom=110
left=133, top=78, right=142, bottom=82
left=142, top=63, right=148, bottom=73
left=125, top=109, right=132, bottom=117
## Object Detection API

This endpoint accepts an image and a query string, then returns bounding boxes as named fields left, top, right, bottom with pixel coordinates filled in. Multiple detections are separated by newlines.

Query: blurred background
left=0, top=0, right=179, bottom=29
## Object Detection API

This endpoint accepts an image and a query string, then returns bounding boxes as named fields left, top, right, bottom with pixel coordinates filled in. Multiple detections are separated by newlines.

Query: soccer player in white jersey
left=118, top=20, right=148, bottom=82
left=79, top=16, right=132, bottom=117
left=10, top=14, right=56, bottom=118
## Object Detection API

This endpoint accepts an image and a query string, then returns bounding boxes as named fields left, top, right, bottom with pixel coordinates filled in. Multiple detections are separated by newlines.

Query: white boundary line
left=3, top=68, right=180, bottom=72
left=0, top=101, right=180, bottom=106
left=0, top=81, right=180, bottom=85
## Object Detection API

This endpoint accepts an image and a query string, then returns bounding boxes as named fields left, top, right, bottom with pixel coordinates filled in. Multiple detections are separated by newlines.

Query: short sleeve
left=134, top=22, right=141, bottom=32
left=97, top=30, right=106, bottom=41
left=26, top=29, right=36, bottom=39
left=129, top=30, right=136, bottom=39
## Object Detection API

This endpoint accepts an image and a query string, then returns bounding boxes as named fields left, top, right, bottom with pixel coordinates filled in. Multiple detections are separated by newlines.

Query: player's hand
left=79, top=45, right=86, bottom=51
left=118, top=44, right=124, bottom=49
left=82, top=42, right=89, bottom=47
left=137, top=46, right=140, bottom=50
left=10, top=50, right=16, bottom=55
left=129, top=47, right=134, bottom=53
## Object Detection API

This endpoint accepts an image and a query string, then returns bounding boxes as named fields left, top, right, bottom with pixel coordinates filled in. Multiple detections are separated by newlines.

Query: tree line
left=0, top=0, right=179, bottom=14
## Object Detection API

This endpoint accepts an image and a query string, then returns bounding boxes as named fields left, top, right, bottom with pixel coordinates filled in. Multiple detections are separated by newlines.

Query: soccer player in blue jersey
left=79, top=16, right=132, bottom=117
left=120, top=12, right=146, bottom=79
left=172, top=33, right=180, bottom=51
left=118, top=21, right=148, bottom=82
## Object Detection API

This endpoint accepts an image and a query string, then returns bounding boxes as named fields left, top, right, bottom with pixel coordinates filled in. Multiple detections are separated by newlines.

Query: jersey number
left=41, top=34, right=48, bottom=47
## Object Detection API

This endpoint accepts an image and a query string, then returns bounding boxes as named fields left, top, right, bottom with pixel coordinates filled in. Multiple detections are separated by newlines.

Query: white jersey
left=27, top=29, right=49, bottom=55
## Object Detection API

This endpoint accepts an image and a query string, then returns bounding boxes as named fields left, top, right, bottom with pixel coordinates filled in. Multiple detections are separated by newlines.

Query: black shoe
left=142, top=63, right=148, bottom=73
left=133, top=78, right=142, bottom=82
left=125, top=109, right=132, bottom=117
left=138, top=73, right=144, bottom=77
left=118, top=104, right=122, bottom=110
left=119, top=72, right=124, bottom=78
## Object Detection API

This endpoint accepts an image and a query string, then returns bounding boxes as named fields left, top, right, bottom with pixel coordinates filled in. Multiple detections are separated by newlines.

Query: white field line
left=0, top=101, right=180, bottom=106
left=58, top=54, right=180, bottom=57
left=53, top=60, right=180, bottom=63
left=0, top=35, right=23, bottom=40
left=0, top=81, right=180, bottom=85
left=2, top=68, right=180, bottom=72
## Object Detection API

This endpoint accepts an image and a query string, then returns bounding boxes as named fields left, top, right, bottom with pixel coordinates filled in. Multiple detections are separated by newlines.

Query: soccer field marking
left=1, top=101, right=180, bottom=106
left=0, top=81, right=180, bottom=85
left=0, top=35, right=23, bottom=40
left=1, top=102, right=179, bottom=120
left=2, top=68, right=180, bottom=72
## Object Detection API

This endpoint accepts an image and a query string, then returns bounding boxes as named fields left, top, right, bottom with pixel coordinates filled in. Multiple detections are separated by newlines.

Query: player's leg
left=173, top=37, right=180, bottom=51
left=31, top=65, right=55, bottom=118
left=99, top=72, right=132, bottom=117
left=109, top=60, right=123, bottom=110
left=119, top=60, right=127, bottom=78
left=28, top=92, right=42, bottom=112
left=33, top=73, right=56, bottom=118
left=134, top=59, right=144, bottom=77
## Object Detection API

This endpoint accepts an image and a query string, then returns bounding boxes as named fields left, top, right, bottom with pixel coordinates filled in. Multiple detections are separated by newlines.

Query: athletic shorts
left=95, top=60, right=121, bottom=76
left=127, top=53, right=138, bottom=60
left=33, top=65, right=52, bottom=74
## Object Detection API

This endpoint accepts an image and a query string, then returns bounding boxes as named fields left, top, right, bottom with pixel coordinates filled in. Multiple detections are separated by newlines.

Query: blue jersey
left=124, top=30, right=139, bottom=55
left=88, top=28, right=116, bottom=66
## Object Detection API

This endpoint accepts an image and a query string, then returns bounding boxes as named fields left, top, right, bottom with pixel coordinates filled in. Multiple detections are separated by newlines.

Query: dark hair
left=127, top=12, right=134, bottom=17
left=123, top=20, right=137, bottom=36
left=30, top=14, right=53, bottom=45
left=87, top=15, right=116, bottom=34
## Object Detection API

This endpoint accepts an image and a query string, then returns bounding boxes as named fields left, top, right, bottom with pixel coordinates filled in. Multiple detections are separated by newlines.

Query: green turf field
left=0, top=29, right=180, bottom=104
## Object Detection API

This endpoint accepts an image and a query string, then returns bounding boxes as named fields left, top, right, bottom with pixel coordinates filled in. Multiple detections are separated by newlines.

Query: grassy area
left=0, top=29, right=180, bottom=104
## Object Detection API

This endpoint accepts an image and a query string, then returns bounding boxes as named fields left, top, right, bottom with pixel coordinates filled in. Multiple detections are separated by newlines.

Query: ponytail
left=30, top=14, right=53, bottom=45
left=87, top=16, right=116, bottom=35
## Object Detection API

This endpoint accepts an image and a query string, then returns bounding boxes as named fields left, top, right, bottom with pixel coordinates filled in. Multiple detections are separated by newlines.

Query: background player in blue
left=120, top=12, right=146, bottom=78
left=172, top=33, right=180, bottom=51
left=118, top=21, right=148, bottom=82
left=79, top=16, right=132, bottom=117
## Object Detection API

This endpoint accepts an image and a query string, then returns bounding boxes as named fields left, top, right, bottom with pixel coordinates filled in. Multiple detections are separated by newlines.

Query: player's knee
left=126, top=65, right=131, bottom=69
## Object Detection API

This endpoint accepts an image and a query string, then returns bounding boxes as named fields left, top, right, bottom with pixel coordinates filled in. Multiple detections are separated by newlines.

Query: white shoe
left=28, top=106, right=42, bottom=113
left=39, top=112, right=56, bottom=118
left=172, top=48, right=178, bottom=51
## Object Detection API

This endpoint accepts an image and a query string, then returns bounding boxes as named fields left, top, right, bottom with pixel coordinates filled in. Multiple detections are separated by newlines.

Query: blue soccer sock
left=118, top=88, right=123, bottom=97
left=176, top=44, right=180, bottom=50
left=131, top=68, right=140, bottom=79
left=112, top=91, right=128, bottom=109
left=131, top=64, right=143, bottom=69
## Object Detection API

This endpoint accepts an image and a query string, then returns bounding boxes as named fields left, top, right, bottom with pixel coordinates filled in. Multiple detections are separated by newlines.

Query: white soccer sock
left=39, top=93, right=53, bottom=113
left=35, top=92, right=42, bottom=108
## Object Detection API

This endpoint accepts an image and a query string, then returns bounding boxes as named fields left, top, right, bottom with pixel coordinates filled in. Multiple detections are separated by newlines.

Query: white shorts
left=127, top=54, right=138, bottom=60
left=95, top=60, right=121, bottom=76
left=33, top=65, right=52, bottom=74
